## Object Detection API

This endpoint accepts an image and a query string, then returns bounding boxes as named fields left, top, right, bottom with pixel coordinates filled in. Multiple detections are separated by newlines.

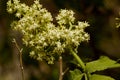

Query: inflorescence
left=7, top=0, right=89, bottom=64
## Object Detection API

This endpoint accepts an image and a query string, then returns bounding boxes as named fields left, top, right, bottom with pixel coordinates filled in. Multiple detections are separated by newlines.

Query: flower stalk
left=70, top=48, right=85, bottom=70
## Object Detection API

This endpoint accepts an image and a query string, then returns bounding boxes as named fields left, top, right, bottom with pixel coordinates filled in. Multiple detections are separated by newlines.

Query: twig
left=62, top=67, right=69, bottom=76
left=59, top=56, right=63, bottom=80
left=13, top=39, right=25, bottom=80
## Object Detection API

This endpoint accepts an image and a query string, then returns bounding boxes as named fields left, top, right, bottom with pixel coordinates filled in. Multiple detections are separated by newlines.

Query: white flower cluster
left=116, top=13, right=120, bottom=28
left=56, top=9, right=75, bottom=25
left=7, top=0, right=90, bottom=64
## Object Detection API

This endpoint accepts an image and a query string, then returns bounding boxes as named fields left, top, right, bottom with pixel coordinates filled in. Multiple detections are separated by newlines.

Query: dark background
left=0, top=0, right=120, bottom=80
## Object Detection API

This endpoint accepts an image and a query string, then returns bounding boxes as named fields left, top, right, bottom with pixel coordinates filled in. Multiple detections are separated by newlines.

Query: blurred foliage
left=0, top=0, right=120, bottom=80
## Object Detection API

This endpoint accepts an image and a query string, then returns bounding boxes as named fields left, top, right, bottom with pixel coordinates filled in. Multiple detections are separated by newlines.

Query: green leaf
left=86, top=56, right=120, bottom=73
left=69, top=69, right=83, bottom=80
left=89, top=74, right=115, bottom=80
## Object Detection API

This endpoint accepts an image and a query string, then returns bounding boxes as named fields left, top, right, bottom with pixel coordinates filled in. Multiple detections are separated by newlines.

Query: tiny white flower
left=30, top=51, right=35, bottom=56
left=84, top=33, right=89, bottom=38
left=7, top=8, right=13, bottom=13
left=34, top=0, right=39, bottom=4
left=29, top=41, right=34, bottom=46
left=16, top=13, right=21, bottom=18
left=43, top=42, right=48, bottom=47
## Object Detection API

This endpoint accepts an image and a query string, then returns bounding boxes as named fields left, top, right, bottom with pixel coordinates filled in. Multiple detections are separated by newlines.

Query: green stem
left=84, top=73, right=88, bottom=80
left=70, top=48, right=85, bottom=70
